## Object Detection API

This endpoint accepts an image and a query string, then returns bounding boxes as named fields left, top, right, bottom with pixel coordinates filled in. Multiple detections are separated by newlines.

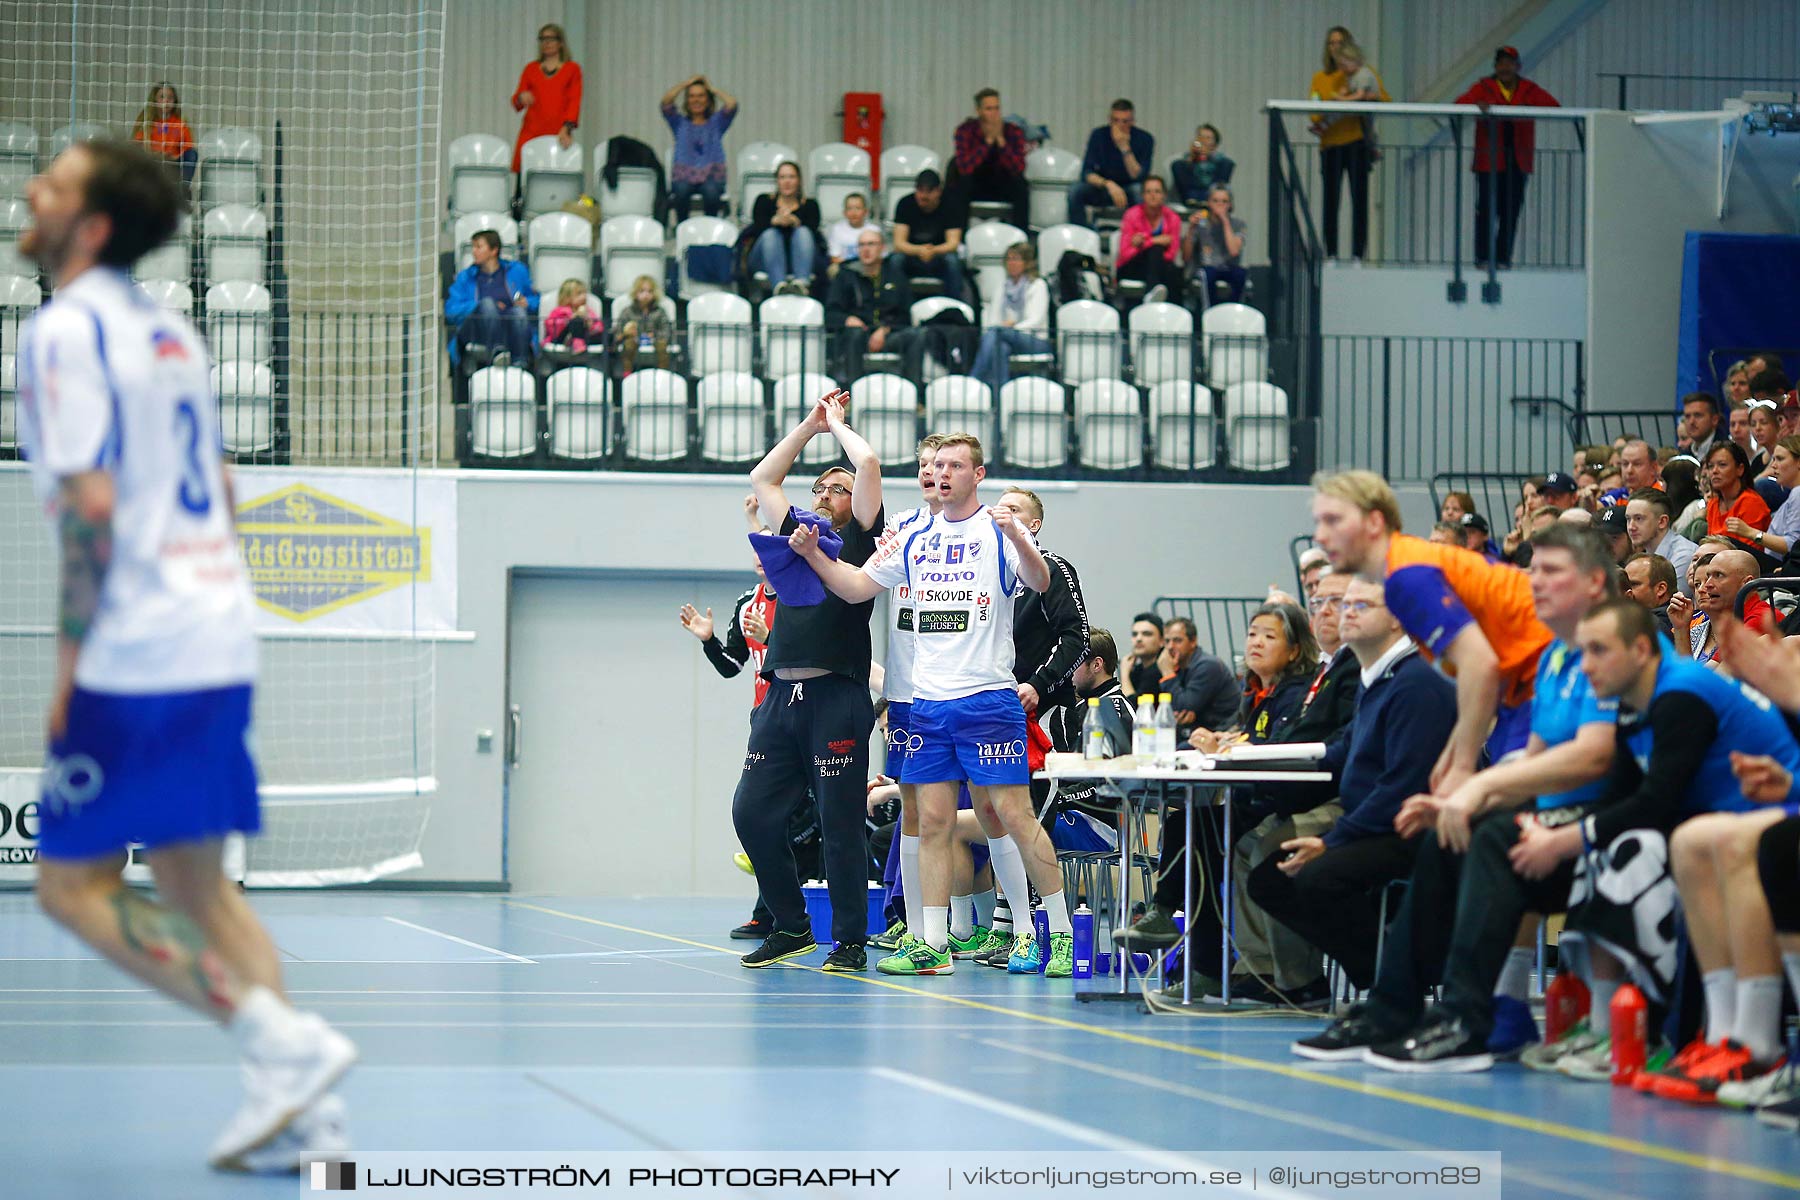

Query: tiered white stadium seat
left=1055, top=300, right=1121, bottom=385
left=1150, top=381, right=1215, bottom=470
left=468, top=365, right=538, bottom=458
left=773, top=373, right=840, bottom=465
left=138, top=279, right=194, bottom=315
left=1036, top=224, right=1103, bottom=296
left=547, top=366, right=611, bottom=459
left=49, top=122, right=106, bottom=155
left=962, top=221, right=1026, bottom=306
left=620, top=367, right=690, bottom=461
left=1128, top=301, right=1193, bottom=386
left=908, top=296, right=977, bottom=382
left=1202, top=302, right=1268, bottom=388
left=687, top=292, right=753, bottom=377
left=0, top=123, right=36, bottom=199
left=452, top=211, right=519, bottom=271
left=808, top=143, right=873, bottom=225
left=1074, top=379, right=1144, bottom=470
left=0, top=198, right=29, bottom=278
left=134, top=213, right=192, bottom=284
left=0, top=273, right=42, bottom=356
left=598, top=215, right=664, bottom=300
left=925, top=376, right=994, bottom=447
left=1225, top=381, right=1290, bottom=471
left=202, top=204, right=267, bottom=287
left=999, top=377, right=1066, bottom=468
left=198, top=127, right=263, bottom=209
left=447, top=134, right=511, bottom=217
left=848, top=372, right=919, bottom=464
left=205, top=281, right=272, bottom=364
left=736, top=141, right=797, bottom=219
left=879, top=145, right=940, bottom=221
left=596, top=164, right=657, bottom=220
left=1025, top=145, right=1081, bottom=230
left=698, top=371, right=766, bottom=463
left=519, top=136, right=584, bottom=219
left=676, top=216, right=736, bottom=299
left=211, top=362, right=275, bottom=454
left=528, top=212, right=594, bottom=297
left=759, top=295, right=825, bottom=380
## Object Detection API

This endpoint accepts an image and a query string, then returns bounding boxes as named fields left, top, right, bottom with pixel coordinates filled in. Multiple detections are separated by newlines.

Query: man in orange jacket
left=1456, top=46, right=1559, bottom=269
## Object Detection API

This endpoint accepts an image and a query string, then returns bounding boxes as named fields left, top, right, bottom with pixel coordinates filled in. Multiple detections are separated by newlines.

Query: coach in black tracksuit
left=994, top=489, right=1089, bottom=716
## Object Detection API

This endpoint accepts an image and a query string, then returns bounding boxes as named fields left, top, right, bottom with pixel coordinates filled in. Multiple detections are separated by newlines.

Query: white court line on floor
left=382, top=916, right=537, bottom=963
left=0, top=1020, right=1028, bottom=1031
left=526, top=949, right=722, bottom=960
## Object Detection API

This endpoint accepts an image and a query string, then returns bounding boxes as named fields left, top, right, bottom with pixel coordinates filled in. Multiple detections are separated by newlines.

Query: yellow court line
left=501, top=900, right=1800, bottom=1191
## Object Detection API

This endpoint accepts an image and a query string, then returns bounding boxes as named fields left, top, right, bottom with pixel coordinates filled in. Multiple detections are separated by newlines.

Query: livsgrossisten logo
left=237, top=484, right=431, bottom=621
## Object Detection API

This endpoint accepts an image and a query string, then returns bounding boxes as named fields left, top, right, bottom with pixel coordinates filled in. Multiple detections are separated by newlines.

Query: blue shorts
left=909, top=689, right=1029, bottom=787
left=884, top=701, right=916, bottom=780
left=1049, top=811, right=1118, bottom=853
left=1487, top=699, right=1532, bottom=764
left=37, top=685, right=261, bottom=861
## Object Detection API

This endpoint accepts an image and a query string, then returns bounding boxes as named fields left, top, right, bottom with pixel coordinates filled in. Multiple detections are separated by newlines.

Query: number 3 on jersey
left=174, top=399, right=211, bottom=515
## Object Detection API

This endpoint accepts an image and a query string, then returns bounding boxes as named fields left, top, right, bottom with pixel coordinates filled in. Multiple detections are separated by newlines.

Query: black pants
left=1320, top=140, right=1372, bottom=259
left=1473, top=166, right=1530, bottom=267
left=952, top=163, right=1030, bottom=231
left=1118, top=250, right=1185, bottom=304
left=732, top=675, right=875, bottom=946
left=1365, top=813, right=1572, bottom=1041
left=1247, top=832, right=1416, bottom=991
left=749, top=796, right=823, bottom=925
left=832, top=325, right=924, bottom=382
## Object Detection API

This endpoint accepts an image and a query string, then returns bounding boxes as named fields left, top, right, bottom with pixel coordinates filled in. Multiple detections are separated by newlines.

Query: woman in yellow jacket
left=1309, top=29, right=1389, bottom=261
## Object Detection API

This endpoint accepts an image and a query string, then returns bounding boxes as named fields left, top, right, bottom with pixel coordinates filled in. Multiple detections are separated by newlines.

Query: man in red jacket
left=1456, top=46, right=1558, bottom=269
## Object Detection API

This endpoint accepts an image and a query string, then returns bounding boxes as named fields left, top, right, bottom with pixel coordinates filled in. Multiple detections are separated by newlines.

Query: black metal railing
left=1429, top=472, right=1537, bottom=539
left=1567, top=408, right=1680, bottom=451
left=1152, top=596, right=1266, bottom=667
left=1600, top=73, right=1798, bottom=111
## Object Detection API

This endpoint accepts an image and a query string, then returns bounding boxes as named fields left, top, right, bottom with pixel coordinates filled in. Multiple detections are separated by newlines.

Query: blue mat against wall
left=1678, top=232, right=1800, bottom=403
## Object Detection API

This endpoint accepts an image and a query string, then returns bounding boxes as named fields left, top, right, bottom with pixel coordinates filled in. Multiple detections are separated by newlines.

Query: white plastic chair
left=202, top=204, right=267, bottom=287
left=0, top=198, right=29, bottom=278
left=0, top=123, right=36, bottom=199
left=736, top=141, right=797, bottom=219
left=211, top=362, right=275, bottom=454
left=528, top=212, right=594, bottom=297
left=596, top=163, right=658, bottom=219
left=598, top=215, right=664, bottom=300
left=49, top=122, right=106, bottom=156
left=808, top=142, right=873, bottom=226
left=698, top=371, right=767, bottom=463
left=0, top=352, right=14, bottom=448
left=204, top=281, right=272, bottom=364
left=452, top=212, right=519, bottom=271
left=879, top=145, right=941, bottom=221
left=621, top=367, right=690, bottom=461
left=448, top=134, right=512, bottom=216
left=907, top=296, right=977, bottom=382
left=1202, top=302, right=1268, bottom=388
left=547, top=366, right=611, bottom=459
left=999, top=377, right=1067, bottom=468
left=467, top=365, right=538, bottom=458
left=1036, top=224, right=1104, bottom=300
left=199, top=127, right=263, bottom=209
left=0, top=274, right=40, bottom=355
left=138, top=278, right=194, bottom=316
left=1025, top=145, right=1082, bottom=230
left=925, top=376, right=995, bottom=448
left=133, top=212, right=193, bottom=285
left=773, top=373, right=841, bottom=466
left=1074, top=379, right=1144, bottom=470
left=849, top=372, right=919, bottom=464
left=687, top=292, right=753, bottom=377
left=1128, top=301, right=1194, bottom=386
left=962, top=221, right=1027, bottom=306
left=759, top=295, right=826, bottom=380
left=675, top=215, right=737, bottom=299
left=519, top=136, right=584, bottom=219
left=1150, top=381, right=1215, bottom=470
left=1225, top=381, right=1290, bottom=471
left=1055, top=300, right=1121, bottom=385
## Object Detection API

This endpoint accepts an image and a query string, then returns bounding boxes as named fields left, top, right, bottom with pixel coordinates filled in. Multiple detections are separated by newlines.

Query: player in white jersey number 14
left=15, top=138, right=355, bottom=1175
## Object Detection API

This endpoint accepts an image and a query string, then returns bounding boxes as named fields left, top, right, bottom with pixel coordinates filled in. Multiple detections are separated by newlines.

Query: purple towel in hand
left=750, top=508, right=843, bottom=606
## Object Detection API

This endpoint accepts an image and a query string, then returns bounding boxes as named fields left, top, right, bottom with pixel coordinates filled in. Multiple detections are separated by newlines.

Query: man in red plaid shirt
left=949, top=88, right=1029, bottom=230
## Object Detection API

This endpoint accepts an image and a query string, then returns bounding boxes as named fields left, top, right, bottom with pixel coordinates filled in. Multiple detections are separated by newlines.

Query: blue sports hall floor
left=2, top=892, right=1797, bottom=1198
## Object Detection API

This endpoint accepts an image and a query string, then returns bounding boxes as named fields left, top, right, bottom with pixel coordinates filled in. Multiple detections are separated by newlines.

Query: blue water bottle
left=1072, top=903, right=1094, bottom=979
left=1033, top=908, right=1050, bottom=974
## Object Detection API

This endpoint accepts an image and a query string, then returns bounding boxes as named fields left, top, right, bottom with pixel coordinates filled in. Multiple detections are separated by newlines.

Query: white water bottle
left=1082, top=697, right=1106, bottom=761
left=1132, top=695, right=1156, bottom=766
left=1154, top=691, right=1177, bottom=767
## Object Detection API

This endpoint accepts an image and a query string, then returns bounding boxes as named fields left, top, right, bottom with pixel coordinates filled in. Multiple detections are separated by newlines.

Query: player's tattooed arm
left=111, top=889, right=234, bottom=1013
left=57, top=472, right=116, bottom=643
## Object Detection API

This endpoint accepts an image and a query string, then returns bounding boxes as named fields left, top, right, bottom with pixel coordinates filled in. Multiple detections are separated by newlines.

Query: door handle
left=507, top=703, right=523, bottom=768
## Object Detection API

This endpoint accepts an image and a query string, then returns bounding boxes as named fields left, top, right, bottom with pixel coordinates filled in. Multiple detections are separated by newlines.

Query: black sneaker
left=730, top=917, right=771, bottom=940
left=822, top=943, right=866, bottom=973
left=740, top=928, right=817, bottom=968
left=1364, top=1011, right=1495, bottom=1073
left=1112, top=906, right=1179, bottom=948
left=1292, top=1004, right=1406, bottom=1061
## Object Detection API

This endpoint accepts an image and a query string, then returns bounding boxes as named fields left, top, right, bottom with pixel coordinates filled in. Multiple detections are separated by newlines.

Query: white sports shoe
left=209, top=1013, right=358, bottom=1170
left=228, top=1093, right=350, bottom=1174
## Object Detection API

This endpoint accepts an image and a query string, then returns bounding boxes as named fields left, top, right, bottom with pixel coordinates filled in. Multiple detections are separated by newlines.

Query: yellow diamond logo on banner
left=236, top=483, right=432, bottom=621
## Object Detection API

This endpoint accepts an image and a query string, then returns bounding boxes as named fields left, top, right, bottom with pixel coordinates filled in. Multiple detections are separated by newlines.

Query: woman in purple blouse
left=662, top=74, right=739, bottom=219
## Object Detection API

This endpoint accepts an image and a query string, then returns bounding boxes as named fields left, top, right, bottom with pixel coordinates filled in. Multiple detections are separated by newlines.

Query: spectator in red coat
left=1455, top=46, right=1558, bottom=269
left=510, top=23, right=583, bottom=173
left=949, top=88, right=1030, bottom=231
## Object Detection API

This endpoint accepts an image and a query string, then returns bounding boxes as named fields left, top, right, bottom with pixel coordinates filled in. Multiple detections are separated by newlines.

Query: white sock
left=1783, top=952, right=1800, bottom=1009
left=923, top=905, right=949, bottom=952
left=992, top=895, right=1013, bottom=933
left=949, top=894, right=974, bottom=940
left=1495, top=946, right=1533, bottom=1002
left=973, top=888, right=996, bottom=931
left=899, top=834, right=922, bottom=934
left=1040, top=888, right=1072, bottom=935
left=986, top=835, right=1034, bottom=936
left=230, top=985, right=293, bottom=1054
left=1734, top=975, right=1785, bottom=1061
left=1703, top=968, right=1738, bottom=1044
left=1588, top=977, right=1619, bottom=1035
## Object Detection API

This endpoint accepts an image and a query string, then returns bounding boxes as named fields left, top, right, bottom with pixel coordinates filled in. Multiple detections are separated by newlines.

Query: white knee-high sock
left=922, top=906, right=949, bottom=952
left=973, top=888, right=996, bottom=931
left=1495, top=946, right=1534, bottom=1001
left=1734, top=976, right=1785, bottom=1061
left=1703, top=968, right=1738, bottom=1044
left=899, top=834, right=922, bottom=934
left=949, top=894, right=974, bottom=940
left=1039, top=888, right=1071, bottom=935
left=986, top=834, right=1033, bottom=929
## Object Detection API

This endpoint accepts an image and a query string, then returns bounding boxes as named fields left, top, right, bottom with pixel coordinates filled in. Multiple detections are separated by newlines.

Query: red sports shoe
left=1651, top=1040, right=1780, bottom=1104
left=1634, top=1037, right=1720, bottom=1093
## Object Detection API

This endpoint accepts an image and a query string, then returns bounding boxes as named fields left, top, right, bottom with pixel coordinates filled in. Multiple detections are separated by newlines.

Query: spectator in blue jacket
left=1067, top=99, right=1154, bottom=227
left=445, top=229, right=537, bottom=367
left=1246, top=575, right=1457, bottom=991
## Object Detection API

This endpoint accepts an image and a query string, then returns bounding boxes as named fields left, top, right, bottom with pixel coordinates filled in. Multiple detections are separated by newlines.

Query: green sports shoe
left=876, top=935, right=955, bottom=976
left=974, top=926, right=1014, bottom=968
left=870, top=919, right=908, bottom=952
left=948, top=925, right=992, bottom=959
left=1521, top=1020, right=1597, bottom=1073
left=1006, top=930, right=1043, bottom=974
left=1045, top=932, right=1074, bottom=978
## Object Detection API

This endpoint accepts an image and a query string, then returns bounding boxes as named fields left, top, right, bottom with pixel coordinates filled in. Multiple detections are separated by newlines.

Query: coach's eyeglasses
left=1307, top=594, right=1342, bottom=612
left=1340, top=599, right=1386, bottom=616
left=811, top=484, right=852, bottom=497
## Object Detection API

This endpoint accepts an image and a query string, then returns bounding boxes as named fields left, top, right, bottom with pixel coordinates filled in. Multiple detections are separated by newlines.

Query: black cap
left=1460, top=512, right=1490, bottom=534
left=1541, top=471, right=1578, bottom=495
left=1597, top=505, right=1628, bottom=535
left=915, top=167, right=942, bottom=190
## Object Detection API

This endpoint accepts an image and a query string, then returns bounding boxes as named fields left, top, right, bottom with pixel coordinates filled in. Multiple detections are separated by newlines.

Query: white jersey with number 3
left=863, top=507, right=1030, bottom=702
left=17, top=267, right=256, bottom=694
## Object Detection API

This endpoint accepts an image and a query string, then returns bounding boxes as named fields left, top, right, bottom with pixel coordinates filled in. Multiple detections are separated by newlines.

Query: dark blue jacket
left=1081, top=125, right=1154, bottom=188
left=1321, top=647, right=1457, bottom=849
